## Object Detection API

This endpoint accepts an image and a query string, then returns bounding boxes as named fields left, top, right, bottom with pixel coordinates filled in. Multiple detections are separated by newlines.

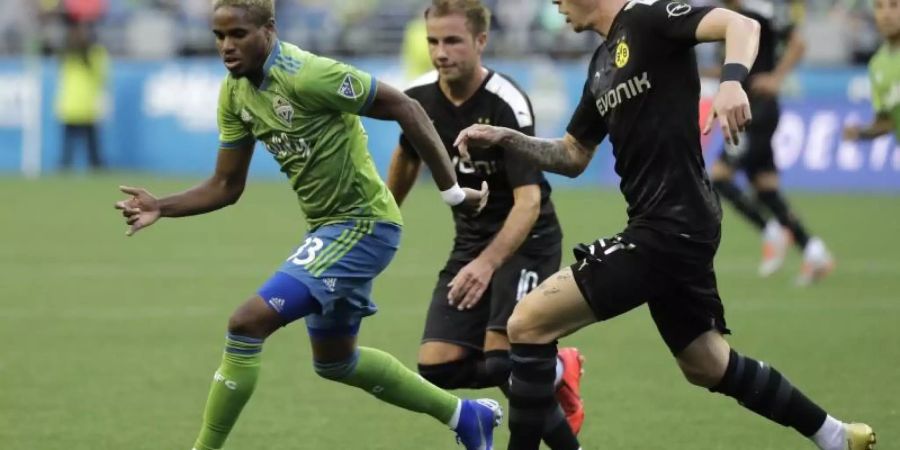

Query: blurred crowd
left=0, top=0, right=883, bottom=64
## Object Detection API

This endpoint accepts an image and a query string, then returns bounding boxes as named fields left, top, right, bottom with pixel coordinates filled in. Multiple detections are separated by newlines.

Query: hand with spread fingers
left=453, top=124, right=510, bottom=161
left=447, top=256, right=496, bottom=311
left=114, top=186, right=161, bottom=236
left=454, top=180, right=490, bottom=218
left=704, top=80, right=752, bottom=146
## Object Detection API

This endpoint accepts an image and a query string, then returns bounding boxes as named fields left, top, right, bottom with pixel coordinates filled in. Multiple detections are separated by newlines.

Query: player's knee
left=227, top=296, right=281, bottom=339
left=507, top=304, right=554, bottom=344
left=484, top=352, right=512, bottom=387
left=418, top=361, right=469, bottom=389
left=677, top=356, right=729, bottom=388
left=313, top=351, right=360, bottom=381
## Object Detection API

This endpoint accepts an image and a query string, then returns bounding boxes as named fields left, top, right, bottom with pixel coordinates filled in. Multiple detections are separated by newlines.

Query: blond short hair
left=212, top=0, right=275, bottom=25
left=425, top=0, right=491, bottom=36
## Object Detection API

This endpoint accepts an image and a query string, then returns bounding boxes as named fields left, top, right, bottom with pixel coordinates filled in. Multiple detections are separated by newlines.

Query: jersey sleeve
left=498, top=100, right=543, bottom=189
left=295, top=55, right=378, bottom=115
left=217, top=79, right=254, bottom=149
left=629, top=0, right=715, bottom=49
left=566, top=80, right=608, bottom=145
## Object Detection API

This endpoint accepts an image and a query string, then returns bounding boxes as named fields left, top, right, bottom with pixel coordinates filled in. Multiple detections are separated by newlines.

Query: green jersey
left=868, top=44, right=900, bottom=138
left=217, top=41, right=402, bottom=229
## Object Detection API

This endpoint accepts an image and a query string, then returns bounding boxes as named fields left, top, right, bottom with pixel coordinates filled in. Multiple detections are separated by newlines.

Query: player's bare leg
left=505, top=268, right=595, bottom=450
left=676, top=330, right=875, bottom=450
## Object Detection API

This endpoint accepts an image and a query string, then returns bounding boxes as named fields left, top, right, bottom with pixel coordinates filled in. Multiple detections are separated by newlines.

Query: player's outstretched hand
left=454, top=124, right=509, bottom=161
left=843, top=126, right=861, bottom=141
left=704, top=81, right=751, bottom=146
left=114, top=185, right=161, bottom=237
left=447, top=256, right=496, bottom=310
left=455, top=181, right=489, bottom=217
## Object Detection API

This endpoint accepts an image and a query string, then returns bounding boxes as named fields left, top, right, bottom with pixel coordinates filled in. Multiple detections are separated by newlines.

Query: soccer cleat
left=844, top=422, right=876, bottom=450
left=555, top=347, right=585, bottom=435
left=797, top=237, right=835, bottom=286
left=454, top=398, right=503, bottom=450
left=759, top=219, right=789, bottom=277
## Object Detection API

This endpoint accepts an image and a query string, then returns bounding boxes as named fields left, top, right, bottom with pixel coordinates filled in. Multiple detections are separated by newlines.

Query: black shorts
left=571, top=227, right=730, bottom=355
left=422, top=248, right=562, bottom=351
left=718, top=96, right=780, bottom=179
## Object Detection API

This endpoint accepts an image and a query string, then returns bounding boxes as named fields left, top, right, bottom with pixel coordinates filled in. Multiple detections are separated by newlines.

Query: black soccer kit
left=566, top=0, right=730, bottom=354
left=718, top=0, right=800, bottom=178
left=400, top=70, right=564, bottom=350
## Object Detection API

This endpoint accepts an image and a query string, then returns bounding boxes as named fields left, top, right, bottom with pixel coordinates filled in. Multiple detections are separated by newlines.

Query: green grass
left=1, top=174, right=898, bottom=450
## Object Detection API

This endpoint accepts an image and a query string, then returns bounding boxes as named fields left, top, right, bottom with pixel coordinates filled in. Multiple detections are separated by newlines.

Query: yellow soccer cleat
left=844, top=423, right=876, bottom=450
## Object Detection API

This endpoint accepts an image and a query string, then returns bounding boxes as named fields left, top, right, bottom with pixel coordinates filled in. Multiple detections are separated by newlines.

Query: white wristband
left=440, top=183, right=466, bottom=206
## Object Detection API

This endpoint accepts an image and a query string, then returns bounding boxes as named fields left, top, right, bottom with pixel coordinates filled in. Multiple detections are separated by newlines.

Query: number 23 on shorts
left=287, top=237, right=324, bottom=266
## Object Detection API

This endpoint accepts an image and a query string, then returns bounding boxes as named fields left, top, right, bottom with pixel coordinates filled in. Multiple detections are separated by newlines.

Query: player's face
left=212, top=6, right=274, bottom=77
left=426, top=13, right=487, bottom=83
left=552, top=0, right=600, bottom=32
left=874, top=0, right=900, bottom=39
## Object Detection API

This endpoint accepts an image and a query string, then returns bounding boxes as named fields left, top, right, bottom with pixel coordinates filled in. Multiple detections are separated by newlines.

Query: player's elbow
left=740, top=16, right=761, bottom=45
left=562, top=162, right=588, bottom=178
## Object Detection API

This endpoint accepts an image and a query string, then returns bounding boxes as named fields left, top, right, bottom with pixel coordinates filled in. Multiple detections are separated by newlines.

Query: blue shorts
left=264, top=220, right=401, bottom=332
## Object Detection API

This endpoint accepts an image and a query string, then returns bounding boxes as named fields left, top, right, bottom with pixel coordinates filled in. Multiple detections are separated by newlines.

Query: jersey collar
left=259, top=39, right=282, bottom=91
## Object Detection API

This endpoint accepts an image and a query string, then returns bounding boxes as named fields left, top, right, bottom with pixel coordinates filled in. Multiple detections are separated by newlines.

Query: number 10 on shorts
left=287, top=237, right=324, bottom=266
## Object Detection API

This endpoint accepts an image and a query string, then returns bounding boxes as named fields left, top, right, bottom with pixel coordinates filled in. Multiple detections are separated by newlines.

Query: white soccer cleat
left=796, top=237, right=835, bottom=286
left=759, top=219, right=789, bottom=277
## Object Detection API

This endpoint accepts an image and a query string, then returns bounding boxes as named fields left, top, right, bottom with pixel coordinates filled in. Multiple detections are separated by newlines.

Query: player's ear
left=264, top=18, right=276, bottom=38
left=475, top=31, right=488, bottom=52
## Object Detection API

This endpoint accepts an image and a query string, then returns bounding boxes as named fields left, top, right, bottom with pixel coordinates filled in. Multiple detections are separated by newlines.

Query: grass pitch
left=1, top=174, right=897, bottom=449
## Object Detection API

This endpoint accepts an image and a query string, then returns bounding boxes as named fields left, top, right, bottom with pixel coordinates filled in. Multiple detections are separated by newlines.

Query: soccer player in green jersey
left=845, top=0, right=900, bottom=141
left=113, top=1, right=504, bottom=449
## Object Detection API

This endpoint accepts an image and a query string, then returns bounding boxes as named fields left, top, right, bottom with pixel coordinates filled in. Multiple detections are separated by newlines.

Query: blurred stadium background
left=0, top=1, right=897, bottom=449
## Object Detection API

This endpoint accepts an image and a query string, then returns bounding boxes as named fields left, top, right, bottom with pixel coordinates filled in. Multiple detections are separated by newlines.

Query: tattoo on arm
left=501, top=131, right=591, bottom=178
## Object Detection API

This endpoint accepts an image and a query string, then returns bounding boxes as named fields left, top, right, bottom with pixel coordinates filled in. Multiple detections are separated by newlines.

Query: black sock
left=485, top=350, right=512, bottom=396
left=418, top=357, right=492, bottom=389
left=508, top=343, right=578, bottom=450
left=487, top=349, right=579, bottom=450
left=711, top=349, right=827, bottom=437
left=713, top=179, right=768, bottom=230
left=757, top=190, right=811, bottom=248
left=541, top=406, right=581, bottom=450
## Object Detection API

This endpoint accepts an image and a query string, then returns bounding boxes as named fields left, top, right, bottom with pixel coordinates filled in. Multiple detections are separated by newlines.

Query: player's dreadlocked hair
left=425, top=0, right=491, bottom=36
left=212, top=0, right=275, bottom=26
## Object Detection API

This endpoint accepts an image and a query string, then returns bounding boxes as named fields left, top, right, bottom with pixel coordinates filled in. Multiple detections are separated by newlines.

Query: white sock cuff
left=812, top=415, right=845, bottom=450
left=447, top=399, right=463, bottom=430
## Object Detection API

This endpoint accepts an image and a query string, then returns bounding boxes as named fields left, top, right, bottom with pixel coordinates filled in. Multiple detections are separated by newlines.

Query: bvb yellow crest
left=614, top=40, right=630, bottom=68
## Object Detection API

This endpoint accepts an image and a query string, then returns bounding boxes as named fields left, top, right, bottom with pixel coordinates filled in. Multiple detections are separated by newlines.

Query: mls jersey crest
left=272, top=95, right=294, bottom=125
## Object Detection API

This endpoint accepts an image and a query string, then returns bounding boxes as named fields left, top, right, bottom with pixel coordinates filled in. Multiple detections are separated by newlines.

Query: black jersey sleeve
left=497, top=104, right=543, bottom=189
left=629, top=0, right=715, bottom=49
left=566, top=79, right=608, bottom=146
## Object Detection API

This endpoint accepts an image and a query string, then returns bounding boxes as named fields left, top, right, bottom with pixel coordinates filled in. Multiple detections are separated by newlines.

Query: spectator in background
left=64, top=0, right=107, bottom=22
left=494, top=0, right=539, bottom=55
left=844, top=0, right=900, bottom=140
left=402, top=8, right=432, bottom=81
left=56, top=19, right=108, bottom=171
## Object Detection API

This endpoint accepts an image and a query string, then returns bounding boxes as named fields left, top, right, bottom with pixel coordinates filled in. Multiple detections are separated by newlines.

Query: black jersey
left=400, top=70, right=562, bottom=255
left=735, top=0, right=801, bottom=81
left=566, top=0, right=722, bottom=240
